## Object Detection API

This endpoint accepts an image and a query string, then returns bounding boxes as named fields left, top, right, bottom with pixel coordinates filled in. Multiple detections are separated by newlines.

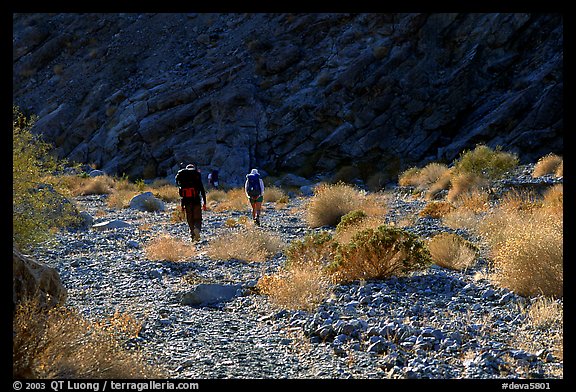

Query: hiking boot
left=255, top=217, right=260, bottom=226
left=193, top=228, right=201, bottom=241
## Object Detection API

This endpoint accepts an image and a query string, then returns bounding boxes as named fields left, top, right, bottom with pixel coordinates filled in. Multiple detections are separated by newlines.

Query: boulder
left=129, top=192, right=165, bottom=211
left=181, top=283, right=243, bottom=306
left=13, top=245, right=67, bottom=310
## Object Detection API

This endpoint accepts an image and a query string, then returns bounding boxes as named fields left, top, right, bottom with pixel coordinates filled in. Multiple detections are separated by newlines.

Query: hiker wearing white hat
left=245, top=168, right=265, bottom=226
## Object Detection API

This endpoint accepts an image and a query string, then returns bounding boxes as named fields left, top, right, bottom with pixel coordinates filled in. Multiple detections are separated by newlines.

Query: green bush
left=453, top=144, right=519, bottom=179
left=284, top=231, right=338, bottom=269
left=336, top=210, right=368, bottom=233
left=331, top=225, right=432, bottom=283
left=13, top=106, right=79, bottom=250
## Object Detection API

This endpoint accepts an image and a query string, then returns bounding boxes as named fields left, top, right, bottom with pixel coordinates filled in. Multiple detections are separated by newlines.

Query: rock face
left=13, top=245, right=67, bottom=310
left=13, top=13, right=563, bottom=186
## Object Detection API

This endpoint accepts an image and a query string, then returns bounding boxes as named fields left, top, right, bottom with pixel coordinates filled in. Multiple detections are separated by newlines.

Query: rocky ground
left=31, top=165, right=564, bottom=381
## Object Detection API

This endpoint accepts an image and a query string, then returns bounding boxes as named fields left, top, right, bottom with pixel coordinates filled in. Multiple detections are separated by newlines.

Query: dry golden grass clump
left=151, top=184, right=180, bottom=203
left=532, top=153, right=563, bottom=178
left=419, top=200, right=455, bottom=218
left=428, top=232, right=478, bottom=271
left=144, top=233, right=196, bottom=262
left=305, top=183, right=386, bottom=228
left=107, top=189, right=139, bottom=209
left=305, top=183, right=358, bottom=228
left=526, top=296, right=563, bottom=330
left=210, top=188, right=251, bottom=212
left=68, top=174, right=117, bottom=196
left=479, top=199, right=562, bottom=298
left=446, top=172, right=490, bottom=202
left=205, top=228, right=285, bottom=262
left=264, top=185, right=289, bottom=204
left=398, top=163, right=451, bottom=198
left=554, top=160, right=563, bottom=177
left=451, top=189, right=490, bottom=213
left=256, top=264, right=333, bottom=311
left=13, top=300, right=165, bottom=379
left=499, top=189, right=543, bottom=212
left=542, top=184, right=563, bottom=214
left=514, top=296, right=564, bottom=363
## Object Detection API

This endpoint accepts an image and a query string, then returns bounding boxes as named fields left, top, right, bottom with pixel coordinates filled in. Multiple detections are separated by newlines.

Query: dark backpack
left=176, top=168, right=200, bottom=199
left=247, top=174, right=261, bottom=197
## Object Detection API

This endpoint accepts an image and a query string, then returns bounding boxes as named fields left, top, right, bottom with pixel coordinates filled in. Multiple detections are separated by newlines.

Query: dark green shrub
left=453, top=144, right=519, bottom=179
left=284, top=231, right=338, bottom=269
left=336, top=210, right=367, bottom=233
left=331, top=225, right=432, bottom=283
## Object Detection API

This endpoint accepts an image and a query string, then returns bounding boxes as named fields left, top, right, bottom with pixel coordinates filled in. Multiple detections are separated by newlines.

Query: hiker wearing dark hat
left=175, top=164, right=207, bottom=241
left=245, top=168, right=265, bottom=226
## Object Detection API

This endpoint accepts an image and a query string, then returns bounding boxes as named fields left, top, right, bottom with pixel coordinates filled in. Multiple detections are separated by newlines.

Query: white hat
left=250, top=169, right=259, bottom=175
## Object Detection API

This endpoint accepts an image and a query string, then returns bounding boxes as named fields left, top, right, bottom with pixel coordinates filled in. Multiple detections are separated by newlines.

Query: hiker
left=175, top=164, right=207, bottom=241
left=208, top=169, right=219, bottom=189
left=244, top=168, right=265, bottom=226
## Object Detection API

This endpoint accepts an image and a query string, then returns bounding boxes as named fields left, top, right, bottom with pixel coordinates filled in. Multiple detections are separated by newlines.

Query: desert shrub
left=426, top=168, right=453, bottom=199
left=398, top=167, right=421, bottom=187
left=224, top=215, right=250, bottom=228
left=398, top=163, right=451, bottom=198
left=451, top=189, right=490, bottom=213
left=542, top=184, right=563, bottom=215
left=417, top=162, right=450, bottom=190
left=211, top=187, right=250, bottom=212
left=330, top=225, right=432, bottom=283
left=264, top=186, right=289, bottom=203
left=452, top=144, right=519, bottom=179
left=498, top=189, right=543, bottom=212
left=419, top=201, right=455, bottom=218
left=335, top=214, right=385, bottom=245
left=107, top=189, right=139, bottom=209
left=526, top=296, right=563, bottom=330
left=554, top=160, right=563, bottom=177
left=532, top=153, right=563, bottom=178
left=284, top=231, right=338, bottom=269
left=206, top=228, right=285, bottom=262
left=336, top=210, right=367, bottom=232
left=305, top=182, right=360, bottom=228
left=13, top=106, right=80, bottom=250
left=152, top=184, right=180, bottom=203
left=441, top=208, right=482, bottom=232
left=75, top=175, right=116, bottom=196
left=428, top=232, right=477, bottom=271
left=446, top=171, right=490, bottom=202
left=144, top=234, right=196, bottom=262
left=258, top=231, right=336, bottom=310
left=479, top=205, right=563, bottom=298
left=256, top=264, right=333, bottom=311
left=13, top=300, right=165, bottom=378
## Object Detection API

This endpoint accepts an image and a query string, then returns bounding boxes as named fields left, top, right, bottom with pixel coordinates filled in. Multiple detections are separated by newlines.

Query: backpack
left=176, top=168, right=200, bottom=199
left=247, top=174, right=261, bottom=197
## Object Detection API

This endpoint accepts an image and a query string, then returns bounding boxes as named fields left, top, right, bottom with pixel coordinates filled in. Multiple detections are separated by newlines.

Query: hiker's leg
left=254, top=200, right=262, bottom=225
left=184, top=203, right=195, bottom=237
left=192, top=204, right=202, bottom=240
left=249, top=198, right=256, bottom=219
